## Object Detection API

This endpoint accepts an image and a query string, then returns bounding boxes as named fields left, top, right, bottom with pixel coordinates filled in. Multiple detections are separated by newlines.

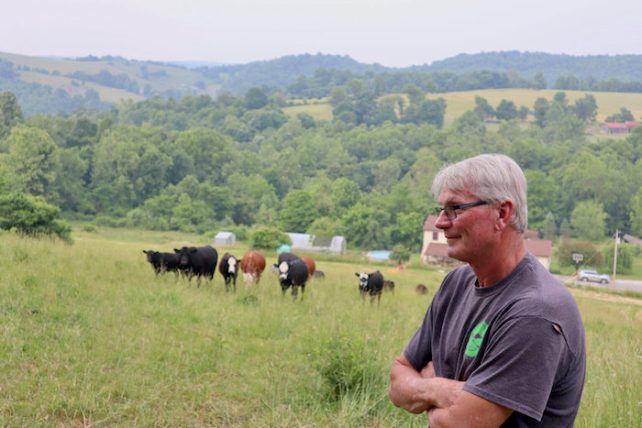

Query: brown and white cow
left=240, top=250, right=266, bottom=287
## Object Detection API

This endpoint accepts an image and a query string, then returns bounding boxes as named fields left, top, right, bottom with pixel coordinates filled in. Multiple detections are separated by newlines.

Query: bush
left=0, top=192, right=72, bottom=242
left=556, top=239, right=603, bottom=269
left=250, top=226, right=290, bottom=250
left=603, top=243, right=633, bottom=274
left=312, top=336, right=383, bottom=402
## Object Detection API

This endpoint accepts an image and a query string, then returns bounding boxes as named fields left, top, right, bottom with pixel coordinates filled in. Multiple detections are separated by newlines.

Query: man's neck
left=470, top=236, right=527, bottom=287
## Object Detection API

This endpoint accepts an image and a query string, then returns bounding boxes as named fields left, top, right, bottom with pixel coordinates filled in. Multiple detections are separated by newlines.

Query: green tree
left=331, top=178, right=362, bottom=217
left=0, top=192, right=71, bottom=241
left=495, top=99, right=518, bottom=121
left=556, top=239, right=602, bottom=268
left=244, top=88, right=269, bottom=110
left=603, top=243, right=633, bottom=274
left=473, top=96, right=495, bottom=120
left=339, top=202, right=387, bottom=248
left=542, top=212, right=557, bottom=240
left=629, top=187, right=642, bottom=236
left=0, top=91, right=23, bottom=140
left=250, top=226, right=290, bottom=250
left=532, top=97, right=549, bottom=128
left=570, top=200, right=606, bottom=241
left=390, top=244, right=411, bottom=265
left=279, top=190, right=318, bottom=232
left=3, top=126, right=58, bottom=197
left=573, top=94, right=598, bottom=122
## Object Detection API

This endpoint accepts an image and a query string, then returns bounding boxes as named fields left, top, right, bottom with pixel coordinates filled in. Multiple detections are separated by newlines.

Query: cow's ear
left=174, top=248, right=179, bottom=252
left=143, top=250, right=148, bottom=254
left=355, top=272, right=359, bottom=277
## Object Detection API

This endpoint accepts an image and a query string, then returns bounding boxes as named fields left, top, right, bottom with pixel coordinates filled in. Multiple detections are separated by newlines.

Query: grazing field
left=0, top=229, right=640, bottom=427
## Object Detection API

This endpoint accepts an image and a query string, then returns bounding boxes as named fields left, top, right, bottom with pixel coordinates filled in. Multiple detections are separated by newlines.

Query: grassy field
left=284, top=89, right=642, bottom=127
left=1, top=229, right=640, bottom=427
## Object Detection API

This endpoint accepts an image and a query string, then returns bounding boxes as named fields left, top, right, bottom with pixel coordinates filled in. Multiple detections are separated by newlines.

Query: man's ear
left=496, top=200, right=514, bottom=230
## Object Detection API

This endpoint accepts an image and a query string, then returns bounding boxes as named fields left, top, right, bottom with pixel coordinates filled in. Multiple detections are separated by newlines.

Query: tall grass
left=0, top=230, right=640, bottom=426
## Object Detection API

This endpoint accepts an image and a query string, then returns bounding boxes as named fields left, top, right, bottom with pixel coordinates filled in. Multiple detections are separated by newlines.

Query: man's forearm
left=389, top=356, right=464, bottom=414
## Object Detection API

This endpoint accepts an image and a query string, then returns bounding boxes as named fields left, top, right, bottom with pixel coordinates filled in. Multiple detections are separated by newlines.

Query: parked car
left=577, top=269, right=611, bottom=284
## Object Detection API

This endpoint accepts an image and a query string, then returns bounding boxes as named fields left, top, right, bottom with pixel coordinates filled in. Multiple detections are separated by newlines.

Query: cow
left=300, top=255, right=316, bottom=279
left=240, top=250, right=266, bottom=287
left=218, top=252, right=239, bottom=292
left=174, top=245, right=218, bottom=287
left=383, top=279, right=395, bottom=293
left=355, top=271, right=384, bottom=305
left=276, top=258, right=309, bottom=300
left=143, top=250, right=181, bottom=277
left=277, top=252, right=299, bottom=264
left=415, top=284, right=429, bottom=295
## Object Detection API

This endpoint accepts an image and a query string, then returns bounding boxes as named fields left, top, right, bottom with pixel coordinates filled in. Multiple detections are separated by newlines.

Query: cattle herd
left=143, top=246, right=428, bottom=302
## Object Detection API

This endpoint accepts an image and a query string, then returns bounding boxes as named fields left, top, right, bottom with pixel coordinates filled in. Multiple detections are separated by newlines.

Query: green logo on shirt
left=465, top=321, right=489, bottom=357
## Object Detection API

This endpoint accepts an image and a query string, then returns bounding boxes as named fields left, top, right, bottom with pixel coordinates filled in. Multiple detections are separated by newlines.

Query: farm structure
left=214, top=231, right=236, bottom=246
left=286, top=233, right=346, bottom=255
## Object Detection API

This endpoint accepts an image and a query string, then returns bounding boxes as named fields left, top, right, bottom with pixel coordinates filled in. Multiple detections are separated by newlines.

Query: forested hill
left=3, top=50, right=642, bottom=116
left=197, top=53, right=388, bottom=94
left=418, top=51, right=642, bottom=83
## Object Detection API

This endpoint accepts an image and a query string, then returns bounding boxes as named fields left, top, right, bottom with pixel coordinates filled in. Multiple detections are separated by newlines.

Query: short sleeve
left=463, top=316, right=568, bottom=421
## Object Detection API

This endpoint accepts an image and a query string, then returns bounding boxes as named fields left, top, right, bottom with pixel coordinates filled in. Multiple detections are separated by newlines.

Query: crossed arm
left=388, top=354, right=512, bottom=428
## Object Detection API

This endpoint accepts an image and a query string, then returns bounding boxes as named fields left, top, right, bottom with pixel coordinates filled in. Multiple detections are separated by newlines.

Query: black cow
left=143, top=250, right=181, bottom=277
left=355, top=271, right=384, bottom=305
left=276, top=258, right=309, bottom=300
left=218, top=252, right=239, bottom=292
left=383, top=279, right=395, bottom=293
left=174, top=245, right=218, bottom=287
left=277, top=252, right=299, bottom=264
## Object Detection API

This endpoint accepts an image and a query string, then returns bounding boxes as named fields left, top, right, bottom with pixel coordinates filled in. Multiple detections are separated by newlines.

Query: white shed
left=214, top=231, right=236, bottom=246
left=286, top=233, right=346, bottom=255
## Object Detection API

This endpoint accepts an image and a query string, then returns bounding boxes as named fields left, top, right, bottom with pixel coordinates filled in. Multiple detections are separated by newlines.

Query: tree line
left=1, top=88, right=642, bottom=256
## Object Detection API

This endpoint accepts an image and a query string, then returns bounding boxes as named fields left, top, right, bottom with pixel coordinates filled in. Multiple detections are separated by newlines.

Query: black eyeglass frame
left=433, top=200, right=489, bottom=220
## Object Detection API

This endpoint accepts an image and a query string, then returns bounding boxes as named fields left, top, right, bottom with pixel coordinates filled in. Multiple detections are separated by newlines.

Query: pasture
left=284, top=89, right=642, bottom=127
left=0, top=229, right=640, bottom=427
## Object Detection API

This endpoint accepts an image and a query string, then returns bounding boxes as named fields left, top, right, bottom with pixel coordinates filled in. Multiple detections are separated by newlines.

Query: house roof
left=623, top=234, right=642, bottom=246
left=525, top=239, right=552, bottom=257
left=423, top=215, right=440, bottom=231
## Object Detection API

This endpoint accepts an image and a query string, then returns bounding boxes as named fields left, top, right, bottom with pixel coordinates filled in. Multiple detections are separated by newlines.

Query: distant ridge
left=417, top=51, right=642, bottom=83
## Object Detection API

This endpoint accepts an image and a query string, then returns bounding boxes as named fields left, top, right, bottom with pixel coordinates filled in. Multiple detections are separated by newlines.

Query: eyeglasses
left=432, top=200, right=489, bottom=220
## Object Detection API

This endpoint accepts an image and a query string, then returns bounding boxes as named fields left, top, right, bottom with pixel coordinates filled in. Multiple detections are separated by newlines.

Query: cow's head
left=174, top=247, right=193, bottom=268
left=143, top=250, right=159, bottom=262
left=228, top=257, right=238, bottom=274
left=279, top=261, right=290, bottom=280
left=355, top=272, right=369, bottom=290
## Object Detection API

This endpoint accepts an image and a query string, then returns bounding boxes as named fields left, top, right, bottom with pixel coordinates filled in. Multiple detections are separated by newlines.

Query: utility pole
left=612, top=229, right=619, bottom=286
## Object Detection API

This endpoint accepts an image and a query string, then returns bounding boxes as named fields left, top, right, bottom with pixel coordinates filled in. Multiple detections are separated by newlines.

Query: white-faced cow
left=355, top=271, right=384, bottom=305
left=276, top=257, right=309, bottom=300
left=143, top=250, right=181, bottom=277
left=174, top=245, right=218, bottom=287
left=218, top=252, right=239, bottom=292
left=240, top=250, right=266, bottom=287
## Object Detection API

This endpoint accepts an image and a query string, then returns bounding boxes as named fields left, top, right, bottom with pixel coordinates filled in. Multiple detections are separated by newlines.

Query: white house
left=214, top=231, right=236, bottom=246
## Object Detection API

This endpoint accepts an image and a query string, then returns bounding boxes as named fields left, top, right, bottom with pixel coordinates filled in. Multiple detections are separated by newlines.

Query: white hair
left=431, top=154, right=528, bottom=233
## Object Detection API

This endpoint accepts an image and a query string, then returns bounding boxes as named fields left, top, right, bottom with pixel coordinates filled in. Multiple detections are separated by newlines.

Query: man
left=389, top=154, right=585, bottom=427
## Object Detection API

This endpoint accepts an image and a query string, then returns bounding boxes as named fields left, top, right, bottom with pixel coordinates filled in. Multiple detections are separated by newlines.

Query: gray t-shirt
left=404, top=253, right=586, bottom=427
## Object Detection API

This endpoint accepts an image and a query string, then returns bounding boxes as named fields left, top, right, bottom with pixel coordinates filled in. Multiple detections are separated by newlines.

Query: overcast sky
left=4, top=0, right=642, bottom=67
